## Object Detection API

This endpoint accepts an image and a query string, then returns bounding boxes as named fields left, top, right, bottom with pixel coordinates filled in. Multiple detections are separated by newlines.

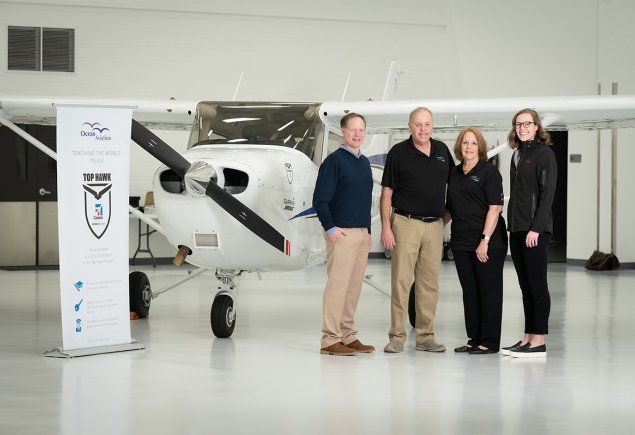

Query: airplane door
left=0, top=124, right=58, bottom=267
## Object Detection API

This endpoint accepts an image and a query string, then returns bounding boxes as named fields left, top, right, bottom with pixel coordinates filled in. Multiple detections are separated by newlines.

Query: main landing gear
left=127, top=265, right=241, bottom=338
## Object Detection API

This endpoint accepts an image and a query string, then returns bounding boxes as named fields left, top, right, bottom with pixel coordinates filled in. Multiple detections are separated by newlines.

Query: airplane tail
left=380, top=60, right=401, bottom=101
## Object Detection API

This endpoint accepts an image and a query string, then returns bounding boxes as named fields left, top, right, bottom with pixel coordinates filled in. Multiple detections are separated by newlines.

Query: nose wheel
left=211, top=294, right=236, bottom=338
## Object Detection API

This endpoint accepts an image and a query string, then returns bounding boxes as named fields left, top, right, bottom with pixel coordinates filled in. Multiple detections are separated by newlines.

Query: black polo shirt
left=446, top=160, right=507, bottom=251
left=381, top=136, right=454, bottom=217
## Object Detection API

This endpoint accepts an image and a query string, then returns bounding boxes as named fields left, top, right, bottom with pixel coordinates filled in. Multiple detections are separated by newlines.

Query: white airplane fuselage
left=153, top=144, right=326, bottom=271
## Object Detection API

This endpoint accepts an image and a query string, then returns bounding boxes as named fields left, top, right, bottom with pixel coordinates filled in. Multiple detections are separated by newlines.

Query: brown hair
left=507, top=108, right=552, bottom=149
left=340, top=112, right=366, bottom=129
left=453, top=127, right=488, bottom=161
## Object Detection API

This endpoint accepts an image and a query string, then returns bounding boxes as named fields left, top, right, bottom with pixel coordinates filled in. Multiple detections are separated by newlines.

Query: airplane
left=2, top=62, right=635, bottom=338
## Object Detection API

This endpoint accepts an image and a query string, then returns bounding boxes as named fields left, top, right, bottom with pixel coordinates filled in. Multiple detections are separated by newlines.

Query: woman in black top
left=502, top=108, right=557, bottom=358
left=446, top=127, right=507, bottom=354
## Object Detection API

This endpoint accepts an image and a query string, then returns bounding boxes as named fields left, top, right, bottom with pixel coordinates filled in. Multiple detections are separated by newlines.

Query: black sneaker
left=500, top=341, right=526, bottom=356
left=509, top=344, right=547, bottom=358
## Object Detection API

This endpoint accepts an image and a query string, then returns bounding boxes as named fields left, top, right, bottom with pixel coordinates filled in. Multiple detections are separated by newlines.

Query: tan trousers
left=321, top=228, right=369, bottom=349
left=388, top=213, right=444, bottom=346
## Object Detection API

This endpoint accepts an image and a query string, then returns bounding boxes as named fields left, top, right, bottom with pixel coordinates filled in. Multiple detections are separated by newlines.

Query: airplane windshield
left=188, top=101, right=324, bottom=163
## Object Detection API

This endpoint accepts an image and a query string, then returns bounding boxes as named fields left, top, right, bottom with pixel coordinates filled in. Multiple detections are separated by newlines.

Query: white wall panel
left=615, top=129, right=635, bottom=261
left=567, top=131, right=600, bottom=260
left=1, top=2, right=449, bottom=101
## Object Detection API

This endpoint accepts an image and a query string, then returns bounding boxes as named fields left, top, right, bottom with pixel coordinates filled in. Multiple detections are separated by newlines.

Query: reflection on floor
left=1, top=260, right=634, bottom=434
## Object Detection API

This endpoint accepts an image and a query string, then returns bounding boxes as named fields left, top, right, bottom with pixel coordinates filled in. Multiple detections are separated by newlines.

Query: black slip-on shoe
left=500, top=341, right=526, bottom=356
left=509, top=344, right=547, bottom=358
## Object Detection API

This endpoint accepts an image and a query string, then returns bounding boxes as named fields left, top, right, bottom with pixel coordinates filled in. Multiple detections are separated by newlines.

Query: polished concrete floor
left=1, top=259, right=634, bottom=435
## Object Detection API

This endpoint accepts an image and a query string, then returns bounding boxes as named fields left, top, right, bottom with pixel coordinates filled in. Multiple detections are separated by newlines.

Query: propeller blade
left=130, top=119, right=191, bottom=178
left=130, top=119, right=290, bottom=256
left=206, top=182, right=290, bottom=255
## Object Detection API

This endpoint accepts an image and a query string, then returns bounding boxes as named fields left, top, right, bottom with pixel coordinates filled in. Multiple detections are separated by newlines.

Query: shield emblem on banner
left=83, top=183, right=112, bottom=239
left=285, top=163, right=293, bottom=184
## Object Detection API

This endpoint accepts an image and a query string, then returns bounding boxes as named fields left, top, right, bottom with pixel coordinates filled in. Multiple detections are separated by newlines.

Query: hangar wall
left=1, top=0, right=634, bottom=263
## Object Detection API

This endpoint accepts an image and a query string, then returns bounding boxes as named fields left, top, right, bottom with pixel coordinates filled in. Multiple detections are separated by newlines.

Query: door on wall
left=549, top=131, right=568, bottom=262
left=0, top=124, right=58, bottom=267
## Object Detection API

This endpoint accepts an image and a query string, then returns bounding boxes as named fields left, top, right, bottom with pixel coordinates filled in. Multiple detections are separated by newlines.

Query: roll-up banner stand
left=44, top=105, right=144, bottom=358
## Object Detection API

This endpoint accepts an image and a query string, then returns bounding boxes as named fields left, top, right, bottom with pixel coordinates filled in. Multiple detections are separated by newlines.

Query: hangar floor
left=1, top=259, right=634, bottom=435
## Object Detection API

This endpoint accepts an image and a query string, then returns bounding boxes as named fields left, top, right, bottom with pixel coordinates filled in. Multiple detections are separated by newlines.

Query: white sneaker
left=415, top=339, right=446, bottom=352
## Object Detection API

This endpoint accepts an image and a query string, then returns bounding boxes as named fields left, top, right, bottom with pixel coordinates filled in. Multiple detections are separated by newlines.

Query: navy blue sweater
left=312, top=147, right=372, bottom=233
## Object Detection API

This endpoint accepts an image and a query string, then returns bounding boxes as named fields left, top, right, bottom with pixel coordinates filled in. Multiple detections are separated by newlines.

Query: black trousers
left=452, top=247, right=506, bottom=351
left=509, top=231, right=551, bottom=334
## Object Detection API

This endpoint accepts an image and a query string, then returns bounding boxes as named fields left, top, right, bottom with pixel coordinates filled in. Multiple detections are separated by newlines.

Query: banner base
left=43, top=340, right=145, bottom=358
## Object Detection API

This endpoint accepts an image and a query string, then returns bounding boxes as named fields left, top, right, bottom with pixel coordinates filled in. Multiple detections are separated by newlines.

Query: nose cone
left=184, top=161, right=217, bottom=198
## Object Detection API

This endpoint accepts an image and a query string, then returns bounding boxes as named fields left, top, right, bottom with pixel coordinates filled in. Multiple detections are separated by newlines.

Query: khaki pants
left=388, top=214, right=444, bottom=346
left=321, top=228, right=369, bottom=349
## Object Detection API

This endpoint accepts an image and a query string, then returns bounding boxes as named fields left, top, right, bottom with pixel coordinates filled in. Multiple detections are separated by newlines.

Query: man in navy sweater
left=313, top=113, right=374, bottom=356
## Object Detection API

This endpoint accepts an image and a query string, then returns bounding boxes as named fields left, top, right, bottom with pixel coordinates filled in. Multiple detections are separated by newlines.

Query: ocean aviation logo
left=82, top=173, right=112, bottom=239
left=81, top=122, right=112, bottom=141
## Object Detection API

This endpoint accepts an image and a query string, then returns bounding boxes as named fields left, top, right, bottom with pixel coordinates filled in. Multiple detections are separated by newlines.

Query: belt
left=394, top=209, right=440, bottom=223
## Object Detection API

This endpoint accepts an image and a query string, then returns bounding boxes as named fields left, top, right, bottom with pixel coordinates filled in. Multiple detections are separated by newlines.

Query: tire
left=408, top=282, right=416, bottom=328
left=444, top=244, right=454, bottom=261
left=211, top=294, right=236, bottom=338
left=129, top=271, right=152, bottom=318
left=446, top=246, right=454, bottom=261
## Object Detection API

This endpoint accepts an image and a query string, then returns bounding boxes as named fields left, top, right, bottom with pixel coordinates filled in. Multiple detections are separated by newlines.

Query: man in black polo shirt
left=380, top=107, right=454, bottom=353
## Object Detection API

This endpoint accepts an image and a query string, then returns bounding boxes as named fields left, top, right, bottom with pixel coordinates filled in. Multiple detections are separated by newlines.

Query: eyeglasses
left=514, top=121, right=535, bottom=129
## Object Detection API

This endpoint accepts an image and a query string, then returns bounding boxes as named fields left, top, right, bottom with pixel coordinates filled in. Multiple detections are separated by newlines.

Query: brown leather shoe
left=346, top=339, right=375, bottom=353
left=320, top=342, right=359, bottom=356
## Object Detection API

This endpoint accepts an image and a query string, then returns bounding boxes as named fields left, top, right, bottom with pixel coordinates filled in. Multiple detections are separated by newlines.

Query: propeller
left=130, top=119, right=290, bottom=255
left=131, top=119, right=191, bottom=179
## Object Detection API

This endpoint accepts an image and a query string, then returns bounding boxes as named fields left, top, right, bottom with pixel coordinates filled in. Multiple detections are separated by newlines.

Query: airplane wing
left=5, top=93, right=635, bottom=254
left=0, top=96, right=197, bottom=130
left=319, top=95, right=635, bottom=135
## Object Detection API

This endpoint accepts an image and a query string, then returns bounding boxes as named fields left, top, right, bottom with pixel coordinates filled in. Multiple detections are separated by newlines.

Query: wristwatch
left=481, top=234, right=490, bottom=241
